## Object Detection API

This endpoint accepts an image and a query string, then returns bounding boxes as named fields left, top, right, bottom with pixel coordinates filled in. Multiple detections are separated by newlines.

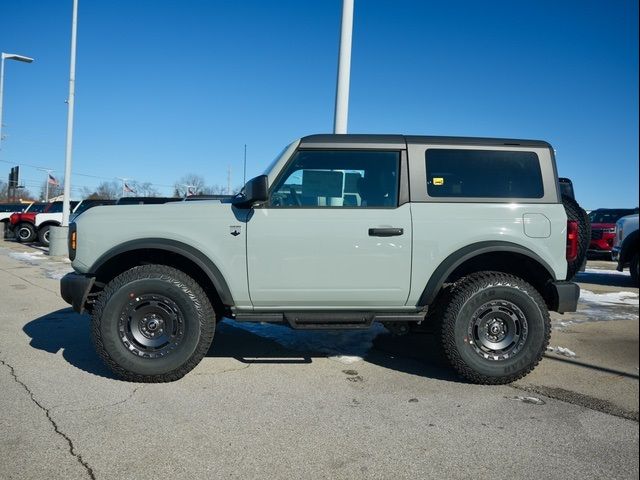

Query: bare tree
left=88, top=180, right=120, bottom=199
left=131, top=181, right=160, bottom=197
left=0, top=179, right=7, bottom=202
left=174, top=174, right=206, bottom=197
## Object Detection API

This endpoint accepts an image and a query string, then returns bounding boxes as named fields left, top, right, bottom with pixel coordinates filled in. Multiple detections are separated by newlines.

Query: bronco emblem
left=230, top=226, right=241, bottom=237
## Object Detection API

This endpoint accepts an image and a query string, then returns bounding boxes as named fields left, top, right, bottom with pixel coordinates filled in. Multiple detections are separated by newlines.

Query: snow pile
left=580, top=289, right=639, bottom=307
left=9, top=251, right=45, bottom=263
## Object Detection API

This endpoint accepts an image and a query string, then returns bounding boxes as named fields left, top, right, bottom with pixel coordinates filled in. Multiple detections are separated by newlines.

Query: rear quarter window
left=425, top=149, right=544, bottom=199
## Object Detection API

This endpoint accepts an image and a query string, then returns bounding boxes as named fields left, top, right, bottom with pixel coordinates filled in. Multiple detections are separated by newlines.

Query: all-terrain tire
left=37, top=225, right=51, bottom=247
left=91, top=265, right=216, bottom=382
left=439, top=272, right=551, bottom=385
left=630, top=253, right=639, bottom=287
left=16, top=222, right=37, bottom=243
left=562, top=194, right=590, bottom=280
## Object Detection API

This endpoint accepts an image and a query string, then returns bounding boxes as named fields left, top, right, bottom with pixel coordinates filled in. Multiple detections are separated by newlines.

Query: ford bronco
left=61, top=134, right=582, bottom=384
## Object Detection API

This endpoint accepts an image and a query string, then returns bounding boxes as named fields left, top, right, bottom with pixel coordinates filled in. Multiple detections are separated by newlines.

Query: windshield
left=589, top=209, right=639, bottom=224
left=262, top=141, right=298, bottom=177
left=26, top=203, right=48, bottom=213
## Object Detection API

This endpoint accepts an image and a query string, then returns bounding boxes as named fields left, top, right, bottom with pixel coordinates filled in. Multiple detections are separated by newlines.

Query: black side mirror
left=235, top=175, right=269, bottom=208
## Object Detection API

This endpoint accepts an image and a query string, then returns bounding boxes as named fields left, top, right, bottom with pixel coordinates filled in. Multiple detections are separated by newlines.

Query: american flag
left=48, top=173, right=59, bottom=186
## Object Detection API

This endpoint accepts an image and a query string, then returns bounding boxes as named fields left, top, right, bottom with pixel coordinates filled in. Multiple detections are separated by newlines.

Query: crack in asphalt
left=0, top=358, right=97, bottom=480
left=195, top=362, right=252, bottom=376
left=52, top=387, right=140, bottom=414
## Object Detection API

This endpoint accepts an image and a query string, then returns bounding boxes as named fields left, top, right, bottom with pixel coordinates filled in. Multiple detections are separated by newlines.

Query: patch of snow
left=580, top=289, right=639, bottom=307
left=44, top=269, right=70, bottom=280
left=329, top=355, right=363, bottom=364
left=9, top=251, right=45, bottom=263
left=581, top=268, right=629, bottom=277
left=547, top=346, right=577, bottom=357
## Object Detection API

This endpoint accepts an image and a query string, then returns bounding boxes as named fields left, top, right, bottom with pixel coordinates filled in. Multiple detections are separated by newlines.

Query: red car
left=588, top=208, right=639, bottom=258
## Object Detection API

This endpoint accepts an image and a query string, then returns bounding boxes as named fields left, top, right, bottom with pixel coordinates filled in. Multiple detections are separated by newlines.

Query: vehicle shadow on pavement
left=575, top=271, right=636, bottom=288
left=22, top=308, right=116, bottom=379
left=22, top=311, right=459, bottom=382
left=208, top=320, right=460, bottom=382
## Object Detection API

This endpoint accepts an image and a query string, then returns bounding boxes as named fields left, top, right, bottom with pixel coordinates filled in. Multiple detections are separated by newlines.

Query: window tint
left=425, top=149, right=543, bottom=199
left=271, top=150, right=399, bottom=208
left=0, top=203, right=25, bottom=212
left=588, top=209, right=639, bottom=224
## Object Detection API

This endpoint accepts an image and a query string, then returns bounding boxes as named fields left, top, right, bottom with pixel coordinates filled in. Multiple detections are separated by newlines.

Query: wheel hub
left=118, top=294, right=185, bottom=358
left=468, top=300, right=528, bottom=361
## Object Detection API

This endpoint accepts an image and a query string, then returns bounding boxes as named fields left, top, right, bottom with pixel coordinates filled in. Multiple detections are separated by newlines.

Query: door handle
left=368, top=228, right=404, bottom=237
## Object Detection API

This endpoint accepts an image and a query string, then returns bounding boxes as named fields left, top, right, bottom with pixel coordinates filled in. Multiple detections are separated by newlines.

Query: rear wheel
left=37, top=225, right=51, bottom=246
left=92, top=265, right=216, bottom=382
left=562, top=194, right=590, bottom=280
left=16, top=223, right=37, bottom=243
left=439, top=272, right=550, bottom=384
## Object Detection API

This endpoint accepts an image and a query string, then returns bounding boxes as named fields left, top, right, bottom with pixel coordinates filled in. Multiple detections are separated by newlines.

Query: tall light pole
left=49, top=0, right=79, bottom=257
left=0, top=53, right=34, bottom=151
left=61, top=0, right=79, bottom=227
left=333, top=0, right=354, bottom=134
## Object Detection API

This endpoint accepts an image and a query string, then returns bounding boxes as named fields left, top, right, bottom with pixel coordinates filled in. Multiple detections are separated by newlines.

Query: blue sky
left=1, top=0, right=638, bottom=208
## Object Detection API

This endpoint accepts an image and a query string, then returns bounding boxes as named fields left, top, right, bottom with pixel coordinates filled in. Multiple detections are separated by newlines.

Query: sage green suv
left=61, top=134, right=581, bottom=384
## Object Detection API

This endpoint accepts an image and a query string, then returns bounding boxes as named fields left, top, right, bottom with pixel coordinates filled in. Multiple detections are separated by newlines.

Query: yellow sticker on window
left=433, top=177, right=444, bottom=186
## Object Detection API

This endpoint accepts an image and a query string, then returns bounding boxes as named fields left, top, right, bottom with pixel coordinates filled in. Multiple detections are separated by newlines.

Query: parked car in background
left=1, top=202, right=32, bottom=236
left=7, top=203, right=51, bottom=242
left=36, top=200, right=117, bottom=246
left=613, top=214, right=639, bottom=285
left=588, top=208, right=639, bottom=258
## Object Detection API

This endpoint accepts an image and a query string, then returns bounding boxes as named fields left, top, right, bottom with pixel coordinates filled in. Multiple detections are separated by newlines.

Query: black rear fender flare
left=418, top=241, right=556, bottom=306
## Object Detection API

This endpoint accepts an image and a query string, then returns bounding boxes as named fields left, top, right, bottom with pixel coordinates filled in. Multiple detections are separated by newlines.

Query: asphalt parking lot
left=0, top=240, right=638, bottom=479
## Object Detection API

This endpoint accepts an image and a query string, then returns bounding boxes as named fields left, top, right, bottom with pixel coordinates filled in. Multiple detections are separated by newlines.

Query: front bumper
left=548, top=281, right=580, bottom=313
left=60, top=272, right=95, bottom=314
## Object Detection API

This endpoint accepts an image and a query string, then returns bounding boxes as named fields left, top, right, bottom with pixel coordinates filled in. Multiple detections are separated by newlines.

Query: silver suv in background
left=613, top=214, right=639, bottom=285
left=61, top=134, right=584, bottom=384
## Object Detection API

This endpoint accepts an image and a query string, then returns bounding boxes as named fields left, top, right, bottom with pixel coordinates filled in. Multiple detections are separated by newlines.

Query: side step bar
left=234, top=311, right=427, bottom=330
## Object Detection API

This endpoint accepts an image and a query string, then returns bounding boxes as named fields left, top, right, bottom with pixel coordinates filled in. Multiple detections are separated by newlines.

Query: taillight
left=566, top=220, right=578, bottom=261
left=69, top=223, right=77, bottom=261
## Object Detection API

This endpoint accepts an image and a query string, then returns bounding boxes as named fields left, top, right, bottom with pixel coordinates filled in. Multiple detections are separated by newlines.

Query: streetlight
left=49, top=0, right=78, bottom=257
left=333, top=0, right=354, bottom=134
left=0, top=53, right=34, bottom=149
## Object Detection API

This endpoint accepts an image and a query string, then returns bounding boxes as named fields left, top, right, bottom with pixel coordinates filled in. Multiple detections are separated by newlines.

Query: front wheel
left=439, top=272, right=550, bottom=384
left=91, top=265, right=216, bottom=382
left=16, top=222, right=37, bottom=243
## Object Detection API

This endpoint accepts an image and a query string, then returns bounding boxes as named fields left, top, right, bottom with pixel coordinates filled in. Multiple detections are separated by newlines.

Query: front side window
left=270, top=150, right=400, bottom=208
left=426, top=149, right=544, bottom=199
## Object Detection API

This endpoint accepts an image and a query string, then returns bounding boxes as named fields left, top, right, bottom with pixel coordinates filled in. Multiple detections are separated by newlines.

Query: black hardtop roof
left=300, top=134, right=551, bottom=148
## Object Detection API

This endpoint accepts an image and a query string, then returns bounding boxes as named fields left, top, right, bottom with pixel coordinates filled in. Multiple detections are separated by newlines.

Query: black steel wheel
left=92, top=265, right=216, bottom=382
left=16, top=223, right=37, bottom=243
left=439, top=272, right=550, bottom=384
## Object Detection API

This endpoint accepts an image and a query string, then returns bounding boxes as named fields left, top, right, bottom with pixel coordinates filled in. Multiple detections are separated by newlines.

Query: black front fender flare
left=89, top=238, right=234, bottom=306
